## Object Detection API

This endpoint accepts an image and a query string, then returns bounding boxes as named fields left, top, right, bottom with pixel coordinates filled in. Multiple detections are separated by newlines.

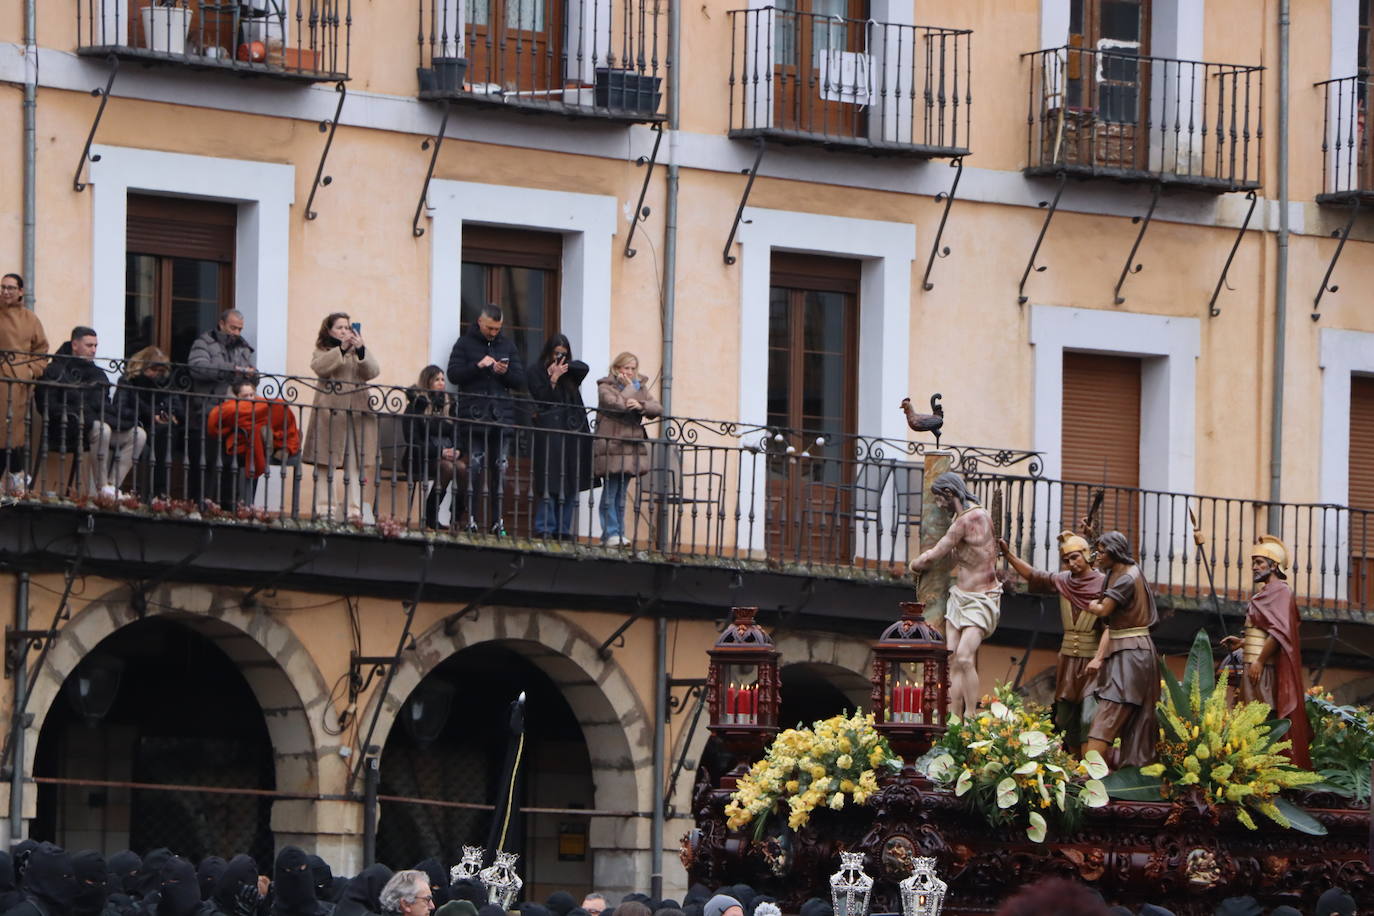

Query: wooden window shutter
left=1350, top=376, right=1374, bottom=512
left=770, top=252, right=861, bottom=294
left=1061, top=352, right=1141, bottom=489
left=127, top=195, right=237, bottom=262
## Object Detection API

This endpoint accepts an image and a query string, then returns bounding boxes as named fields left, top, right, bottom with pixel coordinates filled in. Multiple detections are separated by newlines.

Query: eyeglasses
left=0, top=286, right=20, bottom=293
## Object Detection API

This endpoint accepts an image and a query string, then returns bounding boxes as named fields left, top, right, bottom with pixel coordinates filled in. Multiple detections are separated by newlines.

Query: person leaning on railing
left=112, top=347, right=185, bottom=499
left=528, top=334, right=593, bottom=541
left=404, top=365, right=467, bottom=531
left=302, top=313, right=379, bottom=523
left=594, top=351, right=661, bottom=548
left=206, top=377, right=301, bottom=508
left=0, top=273, right=49, bottom=497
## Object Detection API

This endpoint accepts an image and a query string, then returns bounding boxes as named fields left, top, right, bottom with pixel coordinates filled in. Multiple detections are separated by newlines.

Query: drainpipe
left=659, top=0, right=681, bottom=415
left=9, top=573, right=29, bottom=842
left=649, top=617, right=667, bottom=900
left=22, top=0, right=37, bottom=305
left=1267, top=0, right=1289, bottom=531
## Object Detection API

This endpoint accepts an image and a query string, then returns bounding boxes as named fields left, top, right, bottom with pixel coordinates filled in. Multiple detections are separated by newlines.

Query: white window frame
left=1318, top=328, right=1374, bottom=599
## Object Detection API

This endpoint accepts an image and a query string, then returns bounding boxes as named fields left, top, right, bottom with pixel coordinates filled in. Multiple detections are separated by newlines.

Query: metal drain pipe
left=22, top=0, right=38, bottom=304
left=1267, top=0, right=1290, bottom=530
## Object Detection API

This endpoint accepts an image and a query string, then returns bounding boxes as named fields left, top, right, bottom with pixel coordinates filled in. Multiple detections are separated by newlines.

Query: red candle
left=725, top=684, right=737, bottom=724
left=745, top=685, right=757, bottom=722
left=913, top=684, right=924, bottom=723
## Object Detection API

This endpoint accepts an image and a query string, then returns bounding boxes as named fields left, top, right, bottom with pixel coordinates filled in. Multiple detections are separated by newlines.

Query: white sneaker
left=613, top=535, right=631, bottom=547
left=3, top=472, right=27, bottom=497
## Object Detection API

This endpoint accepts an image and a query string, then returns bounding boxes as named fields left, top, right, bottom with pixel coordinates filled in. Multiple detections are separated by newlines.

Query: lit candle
left=913, top=683, right=924, bottom=724
left=724, top=683, right=737, bottom=725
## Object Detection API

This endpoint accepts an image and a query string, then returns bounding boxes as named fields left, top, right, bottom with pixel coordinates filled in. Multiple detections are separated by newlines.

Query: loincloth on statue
left=945, top=583, right=1004, bottom=638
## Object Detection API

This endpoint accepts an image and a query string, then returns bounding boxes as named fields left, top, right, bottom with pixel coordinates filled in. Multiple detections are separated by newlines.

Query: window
left=1349, top=376, right=1374, bottom=601
left=1061, top=352, right=1142, bottom=540
left=459, top=226, right=562, bottom=375
left=125, top=195, right=236, bottom=363
left=1068, top=0, right=1150, bottom=122
left=765, top=253, right=859, bottom=563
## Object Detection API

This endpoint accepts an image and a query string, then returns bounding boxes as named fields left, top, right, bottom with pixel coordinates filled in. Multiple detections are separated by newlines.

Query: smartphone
left=498, top=357, right=510, bottom=364
left=351, top=321, right=362, bottom=334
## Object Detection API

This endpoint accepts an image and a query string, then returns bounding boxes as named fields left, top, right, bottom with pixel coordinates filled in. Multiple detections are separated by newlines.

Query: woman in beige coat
left=594, top=351, right=661, bottom=546
left=302, top=312, right=380, bottom=521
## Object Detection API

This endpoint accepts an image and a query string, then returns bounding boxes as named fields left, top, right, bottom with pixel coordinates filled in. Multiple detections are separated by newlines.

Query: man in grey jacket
left=186, top=309, right=255, bottom=503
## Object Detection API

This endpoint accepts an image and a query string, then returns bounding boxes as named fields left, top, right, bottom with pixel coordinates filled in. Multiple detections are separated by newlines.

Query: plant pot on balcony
left=141, top=4, right=192, bottom=55
left=594, top=68, right=661, bottom=115
left=428, top=57, right=468, bottom=92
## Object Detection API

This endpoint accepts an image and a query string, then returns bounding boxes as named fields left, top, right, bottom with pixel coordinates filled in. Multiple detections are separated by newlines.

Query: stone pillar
left=917, top=451, right=955, bottom=628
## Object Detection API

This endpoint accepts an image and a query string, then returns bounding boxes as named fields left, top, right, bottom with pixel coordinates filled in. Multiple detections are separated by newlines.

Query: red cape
left=1050, top=568, right=1106, bottom=610
left=1247, top=580, right=1312, bottom=769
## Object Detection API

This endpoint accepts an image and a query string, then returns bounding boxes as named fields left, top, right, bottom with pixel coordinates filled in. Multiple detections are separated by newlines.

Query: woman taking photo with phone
left=302, top=313, right=380, bottom=522
left=593, top=351, right=661, bottom=547
left=528, top=334, right=592, bottom=539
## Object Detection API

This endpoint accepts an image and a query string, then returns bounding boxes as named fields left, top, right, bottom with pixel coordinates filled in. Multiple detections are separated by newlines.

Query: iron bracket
left=1112, top=182, right=1162, bottom=305
left=241, top=535, right=328, bottom=607
left=130, top=528, right=214, bottom=618
left=411, top=101, right=451, bottom=238
left=443, top=555, right=526, bottom=635
left=3, top=517, right=90, bottom=685
left=624, top=124, right=664, bottom=258
left=723, top=138, right=767, bottom=265
left=1207, top=189, right=1259, bottom=317
left=1017, top=171, right=1067, bottom=305
left=666, top=678, right=706, bottom=721
left=305, top=82, right=348, bottom=221
left=1312, top=197, right=1362, bottom=322
left=665, top=677, right=709, bottom=814
left=598, top=593, right=662, bottom=658
left=73, top=55, right=119, bottom=192
left=921, top=157, right=964, bottom=291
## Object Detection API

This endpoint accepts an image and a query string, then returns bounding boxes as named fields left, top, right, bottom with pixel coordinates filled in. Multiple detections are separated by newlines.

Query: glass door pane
left=169, top=258, right=226, bottom=365
left=125, top=254, right=159, bottom=357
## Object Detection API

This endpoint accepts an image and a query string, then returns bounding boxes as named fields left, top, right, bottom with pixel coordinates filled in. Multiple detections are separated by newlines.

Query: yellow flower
left=829, top=793, right=845, bottom=810
left=836, top=754, right=853, bottom=770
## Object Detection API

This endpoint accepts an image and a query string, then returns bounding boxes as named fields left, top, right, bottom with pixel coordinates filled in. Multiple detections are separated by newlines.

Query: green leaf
left=1262, top=718, right=1291, bottom=742
left=1183, top=628, right=1216, bottom=700
left=1270, top=797, right=1328, bottom=836
left=1159, top=657, right=1188, bottom=718
left=1101, top=766, right=1164, bottom=801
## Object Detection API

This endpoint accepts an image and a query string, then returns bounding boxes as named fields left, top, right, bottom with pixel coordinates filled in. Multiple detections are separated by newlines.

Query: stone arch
left=363, top=605, right=654, bottom=896
left=22, top=583, right=340, bottom=847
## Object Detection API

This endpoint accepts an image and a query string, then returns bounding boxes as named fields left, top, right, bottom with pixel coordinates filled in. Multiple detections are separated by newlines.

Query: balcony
left=1023, top=46, right=1262, bottom=191
left=415, top=0, right=667, bottom=123
left=76, top=0, right=349, bottom=82
left=1315, top=75, right=1374, bottom=206
left=726, top=8, right=971, bottom=157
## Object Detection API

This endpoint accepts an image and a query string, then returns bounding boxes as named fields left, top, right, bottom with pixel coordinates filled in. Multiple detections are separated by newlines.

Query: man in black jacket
left=447, top=304, right=525, bottom=534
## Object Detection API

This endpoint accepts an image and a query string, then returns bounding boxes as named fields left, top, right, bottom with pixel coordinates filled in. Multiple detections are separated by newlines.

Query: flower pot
left=594, top=68, right=661, bottom=114
left=431, top=57, right=468, bottom=92
left=140, top=5, right=191, bottom=55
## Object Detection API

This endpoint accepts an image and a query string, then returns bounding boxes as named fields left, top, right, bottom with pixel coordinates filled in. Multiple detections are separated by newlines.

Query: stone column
left=917, top=451, right=955, bottom=628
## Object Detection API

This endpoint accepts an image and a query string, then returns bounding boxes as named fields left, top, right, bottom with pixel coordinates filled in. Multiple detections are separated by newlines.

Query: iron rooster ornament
left=900, top=393, right=944, bottom=447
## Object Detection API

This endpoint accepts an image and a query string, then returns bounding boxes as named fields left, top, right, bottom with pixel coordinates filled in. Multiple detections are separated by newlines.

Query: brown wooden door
left=765, top=254, right=859, bottom=564
left=772, top=0, right=869, bottom=138
left=466, top=0, right=563, bottom=96
left=1063, top=0, right=1151, bottom=171
left=1061, top=352, right=1141, bottom=545
left=1349, top=376, right=1374, bottom=605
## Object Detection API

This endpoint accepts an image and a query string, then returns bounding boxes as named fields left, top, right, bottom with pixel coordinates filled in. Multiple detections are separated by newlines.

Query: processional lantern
left=478, top=851, right=522, bottom=909
left=448, top=845, right=483, bottom=884
left=829, top=852, right=874, bottom=916
left=706, top=607, right=779, bottom=764
left=899, top=857, right=947, bottom=916
left=64, top=653, right=124, bottom=727
left=871, top=601, right=949, bottom=760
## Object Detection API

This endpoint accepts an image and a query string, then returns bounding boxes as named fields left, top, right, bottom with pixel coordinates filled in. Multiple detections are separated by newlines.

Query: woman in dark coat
left=403, top=366, right=467, bottom=531
left=112, top=348, right=185, bottom=498
left=527, top=335, right=593, bottom=540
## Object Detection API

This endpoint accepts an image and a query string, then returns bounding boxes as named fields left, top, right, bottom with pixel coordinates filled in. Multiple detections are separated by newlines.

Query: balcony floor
left=1024, top=163, right=1261, bottom=193
left=418, top=88, right=667, bottom=125
left=1316, top=189, right=1374, bottom=207
left=78, top=46, right=347, bottom=84
left=729, top=127, right=968, bottom=159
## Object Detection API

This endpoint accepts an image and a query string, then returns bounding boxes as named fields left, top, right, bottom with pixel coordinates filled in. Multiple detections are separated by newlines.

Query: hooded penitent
left=11, top=842, right=39, bottom=885
left=210, top=855, right=260, bottom=916
left=21, top=843, right=78, bottom=916
left=197, top=860, right=227, bottom=904
left=132, top=852, right=173, bottom=902
left=0, top=851, right=25, bottom=912
left=332, top=866, right=392, bottom=916
left=272, top=849, right=319, bottom=916
left=544, top=893, right=574, bottom=916
left=70, top=852, right=108, bottom=916
left=155, top=859, right=201, bottom=916
left=305, top=859, right=332, bottom=906
left=105, top=854, right=141, bottom=900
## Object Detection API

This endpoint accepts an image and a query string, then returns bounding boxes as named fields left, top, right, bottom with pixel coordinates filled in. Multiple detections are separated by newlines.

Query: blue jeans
left=535, top=495, right=577, bottom=536
left=466, top=426, right=509, bottom=527
left=599, top=473, right=630, bottom=540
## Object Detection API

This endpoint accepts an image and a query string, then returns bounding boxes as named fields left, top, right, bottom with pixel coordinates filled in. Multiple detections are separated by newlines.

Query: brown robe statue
left=1086, top=546, right=1161, bottom=769
left=1243, top=578, right=1312, bottom=769
left=1025, top=565, right=1106, bottom=748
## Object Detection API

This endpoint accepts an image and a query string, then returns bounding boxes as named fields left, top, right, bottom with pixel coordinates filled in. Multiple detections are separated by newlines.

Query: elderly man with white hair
left=379, top=871, right=435, bottom=916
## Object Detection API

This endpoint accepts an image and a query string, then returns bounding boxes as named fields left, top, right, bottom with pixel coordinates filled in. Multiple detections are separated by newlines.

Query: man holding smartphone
left=447, top=303, right=525, bottom=534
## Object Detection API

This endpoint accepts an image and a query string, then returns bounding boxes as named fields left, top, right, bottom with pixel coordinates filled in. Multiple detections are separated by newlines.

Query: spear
left=1188, top=502, right=1231, bottom=637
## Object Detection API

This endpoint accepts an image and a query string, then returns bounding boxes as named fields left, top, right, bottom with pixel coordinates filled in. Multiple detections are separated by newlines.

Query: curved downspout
left=23, top=0, right=37, bottom=307
left=1268, top=0, right=1289, bottom=530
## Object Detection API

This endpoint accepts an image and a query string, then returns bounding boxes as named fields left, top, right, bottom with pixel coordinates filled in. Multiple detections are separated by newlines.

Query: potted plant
left=140, top=0, right=192, bottom=55
left=417, top=0, right=468, bottom=93
left=594, top=67, right=661, bottom=115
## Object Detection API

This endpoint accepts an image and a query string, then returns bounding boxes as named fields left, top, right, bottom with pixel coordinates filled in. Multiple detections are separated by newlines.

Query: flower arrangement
left=1103, top=630, right=1326, bottom=834
left=924, top=684, right=1109, bottom=842
left=1305, top=687, right=1374, bottom=803
left=724, top=711, right=902, bottom=837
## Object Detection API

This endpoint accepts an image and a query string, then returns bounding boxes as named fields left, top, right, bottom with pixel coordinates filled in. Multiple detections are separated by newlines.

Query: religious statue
left=1220, top=535, right=1312, bottom=768
left=1082, top=531, right=1160, bottom=768
left=999, top=530, right=1106, bottom=755
left=908, top=471, right=999, bottom=717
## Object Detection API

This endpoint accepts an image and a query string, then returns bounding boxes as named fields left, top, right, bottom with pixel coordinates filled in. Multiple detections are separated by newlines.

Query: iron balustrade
left=416, top=0, right=667, bottom=121
left=726, top=8, right=971, bottom=156
left=76, top=0, right=350, bottom=82
left=1023, top=46, right=1262, bottom=191
left=1316, top=75, right=1374, bottom=204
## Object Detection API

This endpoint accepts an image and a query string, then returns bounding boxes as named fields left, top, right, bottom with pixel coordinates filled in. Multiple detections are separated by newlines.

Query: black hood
left=544, top=893, right=575, bottom=916
left=412, top=860, right=447, bottom=907
left=272, top=848, right=319, bottom=916
left=106, top=853, right=141, bottom=898
left=333, top=865, right=392, bottom=916
left=197, top=859, right=227, bottom=902
left=0, top=851, right=22, bottom=914
left=328, top=878, right=348, bottom=904
left=156, top=858, right=201, bottom=916
left=134, top=850, right=173, bottom=900
left=12, top=840, right=39, bottom=883
left=71, top=851, right=108, bottom=916
left=211, top=855, right=259, bottom=914
left=22, top=842, right=77, bottom=915
left=305, top=858, right=332, bottom=903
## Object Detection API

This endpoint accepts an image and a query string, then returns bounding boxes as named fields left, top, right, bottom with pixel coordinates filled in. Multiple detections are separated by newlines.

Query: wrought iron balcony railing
left=1023, top=46, right=1262, bottom=191
left=76, top=0, right=350, bottom=82
left=727, top=8, right=971, bottom=157
left=416, top=0, right=667, bottom=122
left=1316, top=75, right=1374, bottom=204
